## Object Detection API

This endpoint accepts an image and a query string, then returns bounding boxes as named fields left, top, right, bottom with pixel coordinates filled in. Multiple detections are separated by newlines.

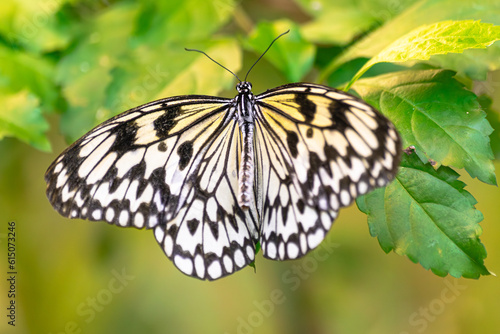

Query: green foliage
left=246, top=20, right=315, bottom=82
left=1, top=0, right=499, bottom=279
left=355, top=69, right=496, bottom=185
left=357, top=152, right=489, bottom=279
left=347, top=20, right=500, bottom=89
left=0, top=90, right=50, bottom=151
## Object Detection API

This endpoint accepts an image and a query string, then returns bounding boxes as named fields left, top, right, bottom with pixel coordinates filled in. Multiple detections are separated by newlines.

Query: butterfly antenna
left=185, top=48, right=242, bottom=82
left=244, top=30, right=290, bottom=82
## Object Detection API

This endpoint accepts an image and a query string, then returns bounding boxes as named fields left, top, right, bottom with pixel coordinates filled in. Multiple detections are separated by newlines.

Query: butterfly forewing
left=254, top=83, right=402, bottom=260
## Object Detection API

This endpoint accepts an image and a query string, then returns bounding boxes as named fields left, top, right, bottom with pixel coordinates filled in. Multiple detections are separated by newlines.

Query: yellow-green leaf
left=346, top=20, right=500, bottom=89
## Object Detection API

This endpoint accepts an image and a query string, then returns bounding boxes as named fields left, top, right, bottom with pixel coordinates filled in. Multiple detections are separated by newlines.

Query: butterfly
left=45, top=31, right=402, bottom=280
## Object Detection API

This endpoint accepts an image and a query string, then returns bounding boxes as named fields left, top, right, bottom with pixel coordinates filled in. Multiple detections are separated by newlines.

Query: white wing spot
left=307, top=229, right=325, bottom=249
left=234, top=249, right=245, bottom=267
left=154, top=226, right=165, bottom=243
left=340, top=190, right=351, bottom=206
left=321, top=212, right=332, bottom=230
left=358, top=181, right=368, bottom=195
left=92, top=209, right=102, bottom=220
left=174, top=255, right=193, bottom=275
left=267, top=242, right=277, bottom=259
left=54, top=162, right=63, bottom=173
left=287, top=243, right=299, bottom=259
left=164, top=234, right=173, bottom=256
left=278, top=242, right=285, bottom=260
left=105, top=208, right=115, bottom=222
left=223, top=255, right=233, bottom=273
left=246, top=245, right=254, bottom=260
left=134, top=212, right=145, bottom=228
left=300, top=233, right=308, bottom=253
left=195, top=255, right=205, bottom=278
left=118, top=210, right=129, bottom=226
left=208, top=261, right=222, bottom=279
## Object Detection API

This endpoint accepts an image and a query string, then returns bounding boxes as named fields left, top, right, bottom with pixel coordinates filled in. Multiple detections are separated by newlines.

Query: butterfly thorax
left=235, top=81, right=256, bottom=210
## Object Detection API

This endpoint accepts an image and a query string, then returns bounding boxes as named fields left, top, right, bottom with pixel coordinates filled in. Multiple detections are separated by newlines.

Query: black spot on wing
left=154, top=105, right=181, bottom=137
left=177, top=141, right=193, bottom=171
left=286, top=130, right=299, bottom=158
left=306, top=128, right=313, bottom=138
left=295, top=94, right=316, bottom=123
left=297, top=199, right=305, bottom=213
left=328, top=100, right=351, bottom=127
left=158, top=141, right=167, bottom=152
left=187, top=219, right=200, bottom=235
left=110, top=122, right=139, bottom=153
left=208, top=221, right=219, bottom=240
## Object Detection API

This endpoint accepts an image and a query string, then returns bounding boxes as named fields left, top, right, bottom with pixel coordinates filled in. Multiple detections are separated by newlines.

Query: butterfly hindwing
left=255, top=83, right=402, bottom=260
left=154, top=112, right=260, bottom=280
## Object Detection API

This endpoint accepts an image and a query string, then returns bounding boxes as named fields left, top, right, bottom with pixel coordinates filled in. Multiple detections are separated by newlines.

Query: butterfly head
left=236, top=81, right=253, bottom=94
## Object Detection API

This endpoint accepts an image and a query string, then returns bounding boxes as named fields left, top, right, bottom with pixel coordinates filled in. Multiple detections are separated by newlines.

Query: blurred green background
left=1, top=0, right=500, bottom=333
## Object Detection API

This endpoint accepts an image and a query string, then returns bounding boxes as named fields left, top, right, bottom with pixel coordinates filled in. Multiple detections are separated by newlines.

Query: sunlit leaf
left=0, top=90, right=50, bottom=151
left=0, top=0, right=72, bottom=53
left=320, top=0, right=500, bottom=82
left=296, top=0, right=414, bottom=44
left=347, top=20, right=500, bottom=89
left=0, top=44, right=58, bottom=111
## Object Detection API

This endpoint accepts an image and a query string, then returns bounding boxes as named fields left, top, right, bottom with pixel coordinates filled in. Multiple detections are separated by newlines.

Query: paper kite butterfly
left=45, top=31, right=402, bottom=280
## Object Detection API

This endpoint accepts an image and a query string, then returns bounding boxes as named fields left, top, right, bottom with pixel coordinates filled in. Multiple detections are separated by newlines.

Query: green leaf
left=0, top=90, right=50, bottom=151
left=103, top=39, right=241, bottom=119
left=320, top=0, right=500, bottom=82
left=347, top=20, right=500, bottom=89
left=246, top=20, right=316, bottom=82
left=354, top=69, right=496, bottom=185
left=296, top=0, right=414, bottom=44
left=57, top=1, right=238, bottom=142
left=357, top=152, right=489, bottom=279
left=56, top=3, right=139, bottom=141
left=0, top=44, right=58, bottom=112
left=479, top=95, right=500, bottom=159
left=427, top=41, right=500, bottom=80
left=0, top=0, right=72, bottom=53
left=133, top=0, right=236, bottom=46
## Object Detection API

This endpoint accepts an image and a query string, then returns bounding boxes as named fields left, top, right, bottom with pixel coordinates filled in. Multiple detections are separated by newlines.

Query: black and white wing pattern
left=46, top=81, right=401, bottom=281
left=254, top=83, right=401, bottom=260
left=45, top=96, right=260, bottom=280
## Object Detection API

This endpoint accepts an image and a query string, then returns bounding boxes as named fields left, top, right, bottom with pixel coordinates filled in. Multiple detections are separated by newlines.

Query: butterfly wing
left=254, top=83, right=402, bottom=260
left=45, top=96, right=259, bottom=280
left=154, top=111, right=261, bottom=280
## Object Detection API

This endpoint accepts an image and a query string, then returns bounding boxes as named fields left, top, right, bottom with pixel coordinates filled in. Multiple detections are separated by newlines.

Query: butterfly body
left=46, top=81, right=402, bottom=280
left=235, top=81, right=257, bottom=210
